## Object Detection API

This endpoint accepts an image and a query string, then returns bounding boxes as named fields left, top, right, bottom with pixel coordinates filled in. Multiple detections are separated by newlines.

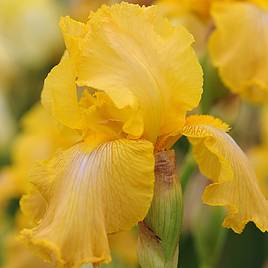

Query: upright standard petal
left=21, top=139, right=154, bottom=267
left=209, top=2, right=268, bottom=103
left=61, top=3, right=203, bottom=141
left=42, top=52, right=85, bottom=130
left=182, top=115, right=268, bottom=233
left=59, top=16, right=87, bottom=62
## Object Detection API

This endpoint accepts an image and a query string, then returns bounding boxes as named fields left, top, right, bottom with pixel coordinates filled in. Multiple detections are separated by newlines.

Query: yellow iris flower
left=19, top=3, right=268, bottom=267
left=209, top=1, right=268, bottom=103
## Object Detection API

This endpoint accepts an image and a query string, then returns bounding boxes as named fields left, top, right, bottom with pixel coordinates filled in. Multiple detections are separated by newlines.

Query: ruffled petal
left=209, top=2, right=268, bottom=103
left=182, top=115, right=268, bottom=233
left=62, top=3, right=203, bottom=142
left=20, top=139, right=154, bottom=267
left=79, top=90, right=144, bottom=139
left=59, top=16, right=86, bottom=63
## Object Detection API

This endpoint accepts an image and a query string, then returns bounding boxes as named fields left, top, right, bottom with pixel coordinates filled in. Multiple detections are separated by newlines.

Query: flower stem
left=137, top=150, right=183, bottom=268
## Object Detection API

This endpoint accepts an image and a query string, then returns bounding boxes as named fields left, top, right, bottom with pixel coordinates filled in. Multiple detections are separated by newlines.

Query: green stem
left=137, top=150, right=183, bottom=268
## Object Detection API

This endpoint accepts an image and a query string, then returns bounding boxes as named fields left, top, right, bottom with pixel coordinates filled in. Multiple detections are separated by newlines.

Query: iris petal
left=42, top=53, right=85, bottom=130
left=21, top=139, right=154, bottom=266
left=61, top=3, right=203, bottom=142
left=182, top=115, right=268, bottom=233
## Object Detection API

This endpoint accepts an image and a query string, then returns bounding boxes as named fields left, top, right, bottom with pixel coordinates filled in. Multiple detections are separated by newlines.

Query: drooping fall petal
left=182, top=115, right=268, bottom=233
left=21, top=139, right=154, bottom=267
left=209, top=2, right=268, bottom=103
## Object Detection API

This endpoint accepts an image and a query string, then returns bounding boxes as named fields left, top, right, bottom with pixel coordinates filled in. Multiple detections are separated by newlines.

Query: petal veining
left=21, top=139, right=154, bottom=267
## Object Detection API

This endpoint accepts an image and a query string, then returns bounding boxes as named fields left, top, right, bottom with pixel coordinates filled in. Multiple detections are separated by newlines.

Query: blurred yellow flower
left=19, top=2, right=268, bottom=267
left=209, top=1, right=268, bottom=103
left=160, top=0, right=212, bottom=19
left=0, top=103, right=78, bottom=216
left=0, top=0, right=62, bottom=67
left=156, top=0, right=213, bottom=56
left=157, top=0, right=267, bottom=20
